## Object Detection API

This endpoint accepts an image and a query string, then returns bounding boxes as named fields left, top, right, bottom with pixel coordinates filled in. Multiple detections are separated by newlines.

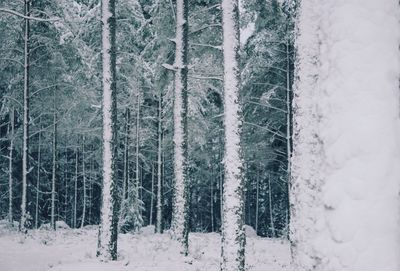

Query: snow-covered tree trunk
left=156, top=90, right=163, bottom=234
left=51, top=106, right=57, bottom=230
left=21, top=0, right=30, bottom=232
left=97, top=0, right=119, bottom=261
left=290, top=1, right=400, bottom=270
left=8, top=108, right=14, bottom=225
left=220, top=0, right=245, bottom=270
left=171, top=0, right=190, bottom=255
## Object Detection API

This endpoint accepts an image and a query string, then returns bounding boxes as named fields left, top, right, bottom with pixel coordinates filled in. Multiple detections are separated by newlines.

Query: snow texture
left=221, top=0, right=246, bottom=270
left=290, top=1, right=400, bottom=270
left=0, top=224, right=290, bottom=271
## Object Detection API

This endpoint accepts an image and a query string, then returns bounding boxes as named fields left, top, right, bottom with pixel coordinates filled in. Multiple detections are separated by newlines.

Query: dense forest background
left=0, top=0, right=294, bottom=238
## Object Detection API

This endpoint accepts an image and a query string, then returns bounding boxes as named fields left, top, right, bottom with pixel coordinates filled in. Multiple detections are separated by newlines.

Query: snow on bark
left=97, top=0, right=119, bottom=261
left=290, top=1, right=400, bottom=270
left=221, top=0, right=245, bottom=270
left=171, top=0, right=190, bottom=254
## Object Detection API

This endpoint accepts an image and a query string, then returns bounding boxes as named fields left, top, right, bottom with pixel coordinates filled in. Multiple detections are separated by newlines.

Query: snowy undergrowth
left=0, top=224, right=290, bottom=271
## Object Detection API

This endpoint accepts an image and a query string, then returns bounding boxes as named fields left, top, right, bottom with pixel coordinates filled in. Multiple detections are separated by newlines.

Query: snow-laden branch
left=0, top=8, right=58, bottom=22
left=189, top=75, right=223, bottom=81
left=189, top=42, right=222, bottom=50
left=162, top=63, right=177, bottom=71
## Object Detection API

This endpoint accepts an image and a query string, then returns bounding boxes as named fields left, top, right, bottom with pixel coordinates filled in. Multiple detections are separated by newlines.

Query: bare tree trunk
left=221, top=0, right=245, bottom=269
left=255, top=167, right=259, bottom=233
left=210, top=165, right=214, bottom=232
left=122, top=108, right=130, bottom=201
left=150, top=163, right=154, bottom=225
left=35, top=117, right=41, bottom=229
left=156, top=90, right=163, bottom=233
left=74, top=150, right=78, bottom=229
left=21, top=0, right=30, bottom=232
left=63, top=136, right=68, bottom=223
left=97, top=0, right=120, bottom=260
left=51, top=96, right=57, bottom=230
left=134, top=93, right=142, bottom=231
left=268, top=174, right=275, bottom=237
left=81, top=137, right=86, bottom=228
left=8, top=108, right=14, bottom=225
left=285, top=38, right=291, bottom=237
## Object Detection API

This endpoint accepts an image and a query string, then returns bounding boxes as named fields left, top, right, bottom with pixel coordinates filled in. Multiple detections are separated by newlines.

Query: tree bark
left=20, top=0, right=30, bottom=232
left=8, top=108, right=14, bottom=225
left=74, top=150, right=78, bottom=228
left=221, top=0, right=245, bottom=270
left=35, top=117, right=41, bottom=229
left=156, top=89, right=163, bottom=233
left=97, top=0, right=119, bottom=261
left=171, top=0, right=190, bottom=256
left=51, top=101, right=57, bottom=230
left=81, top=137, right=86, bottom=228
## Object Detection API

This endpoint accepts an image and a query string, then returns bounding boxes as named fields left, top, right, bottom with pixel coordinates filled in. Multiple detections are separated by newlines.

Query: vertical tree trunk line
left=51, top=97, right=57, bottom=230
left=221, top=0, right=245, bottom=270
left=74, top=150, right=78, bottom=228
left=8, top=108, right=14, bottom=225
left=81, top=136, right=86, bottom=228
left=171, top=0, right=190, bottom=256
left=97, top=0, right=119, bottom=261
left=156, top=88, right=163, bottom=233
left=21, top=0, right=30, bottom=232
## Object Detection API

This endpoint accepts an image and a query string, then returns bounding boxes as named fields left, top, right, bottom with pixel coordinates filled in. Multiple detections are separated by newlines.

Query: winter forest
left=0, top=0, right=399, bottom=270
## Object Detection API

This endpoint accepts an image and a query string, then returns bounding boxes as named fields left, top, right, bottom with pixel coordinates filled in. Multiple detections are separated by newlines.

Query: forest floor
left=0, top=221, right=290, bottom=271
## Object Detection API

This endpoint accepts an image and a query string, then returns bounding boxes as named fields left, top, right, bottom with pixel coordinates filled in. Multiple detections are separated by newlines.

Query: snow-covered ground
left=0, top=223, right=290, bottom=271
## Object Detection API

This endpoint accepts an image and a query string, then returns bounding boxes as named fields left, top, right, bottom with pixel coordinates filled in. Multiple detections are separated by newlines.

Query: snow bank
left=0, top=228, right=290, bottom=271
left=291, top=0, right=400, bottom=270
